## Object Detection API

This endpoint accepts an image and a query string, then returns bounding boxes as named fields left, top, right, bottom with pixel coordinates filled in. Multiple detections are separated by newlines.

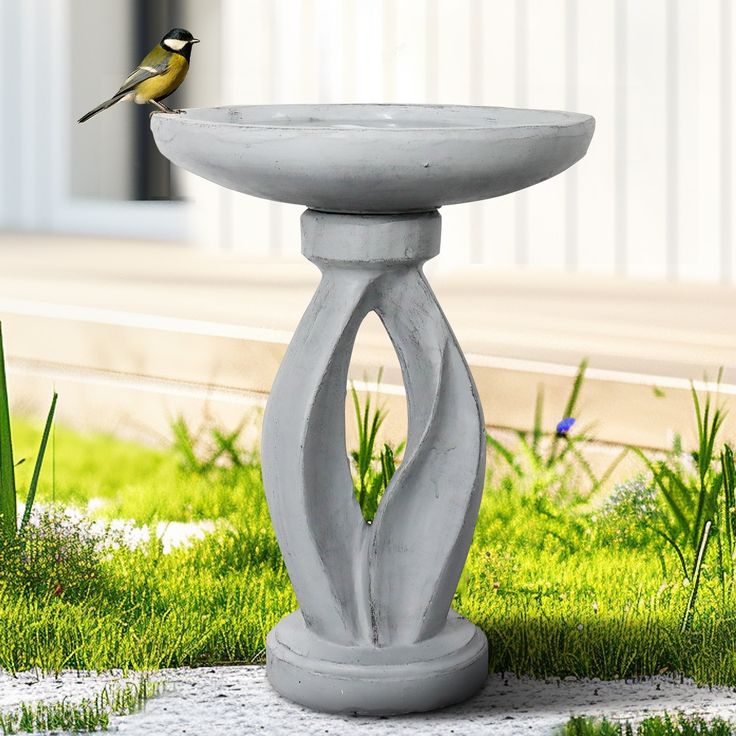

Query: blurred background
left=0, top=0, right=734, bottom=457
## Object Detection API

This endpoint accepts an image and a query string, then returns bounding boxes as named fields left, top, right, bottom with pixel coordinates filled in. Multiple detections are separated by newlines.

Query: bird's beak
left=192, top=38, right=200, bottom=43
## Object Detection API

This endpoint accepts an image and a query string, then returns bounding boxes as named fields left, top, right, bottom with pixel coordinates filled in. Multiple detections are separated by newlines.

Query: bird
left=77, top=28, right=199, bottom=124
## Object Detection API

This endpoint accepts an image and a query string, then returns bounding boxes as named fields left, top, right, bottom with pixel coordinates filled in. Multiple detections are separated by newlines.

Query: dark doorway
left=132, top=0, right=183, bottom=201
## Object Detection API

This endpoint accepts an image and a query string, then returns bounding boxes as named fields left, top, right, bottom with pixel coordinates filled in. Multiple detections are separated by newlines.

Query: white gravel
left=3, top=667, right=736, bottom=735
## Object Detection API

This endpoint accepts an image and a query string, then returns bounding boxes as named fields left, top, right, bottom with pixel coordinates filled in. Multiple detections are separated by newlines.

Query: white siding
left=207, top=0, right=736, bottom=285
left=2, top=1, right=734, bottom=285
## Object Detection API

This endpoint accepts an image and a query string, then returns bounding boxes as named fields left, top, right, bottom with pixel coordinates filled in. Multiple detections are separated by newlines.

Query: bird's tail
left=77, top=91, right=128, bottom=123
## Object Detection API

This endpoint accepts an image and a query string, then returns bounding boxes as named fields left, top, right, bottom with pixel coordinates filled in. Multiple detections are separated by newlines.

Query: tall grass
left=634, top=377, right=733, bottom=631
left=348, top=369, right=405, bottom=523
left=5, top=461, right=736, bottom=682
left=0, top=323, right=57, bottom=539
left=487, top=359, right=627, bottom=500
left=171, top=416, right=253, bottom=475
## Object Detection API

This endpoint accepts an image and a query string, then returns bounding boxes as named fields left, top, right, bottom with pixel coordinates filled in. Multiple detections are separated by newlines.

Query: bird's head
left=161, top=28, right=200, bottom=54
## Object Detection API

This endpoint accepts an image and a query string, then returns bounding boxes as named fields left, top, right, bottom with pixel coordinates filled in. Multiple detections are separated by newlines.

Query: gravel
left=3, top=666, right=736, bottom=735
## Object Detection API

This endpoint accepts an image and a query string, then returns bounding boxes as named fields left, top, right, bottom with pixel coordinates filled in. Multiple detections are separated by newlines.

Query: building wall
left=69, top=0, right=134, bottom=200
left=205, top=0, right=736, bottom=283
left=0, top=1, right=734, bottom=284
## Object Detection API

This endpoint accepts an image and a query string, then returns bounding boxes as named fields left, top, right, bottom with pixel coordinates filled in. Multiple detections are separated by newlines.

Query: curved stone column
left=261, top=210, right=488, bottom=715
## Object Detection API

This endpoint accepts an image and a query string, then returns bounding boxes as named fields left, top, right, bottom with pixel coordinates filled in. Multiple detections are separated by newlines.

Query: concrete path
left=3, top=666, right=736, bottom=735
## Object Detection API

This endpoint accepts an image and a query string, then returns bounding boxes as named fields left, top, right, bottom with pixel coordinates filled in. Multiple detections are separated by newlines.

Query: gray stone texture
left=151, top=104, right=595, bottom=714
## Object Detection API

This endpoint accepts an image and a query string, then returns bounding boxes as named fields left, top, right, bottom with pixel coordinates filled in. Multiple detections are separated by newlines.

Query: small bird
left=78, top=28, right=199, bottom=124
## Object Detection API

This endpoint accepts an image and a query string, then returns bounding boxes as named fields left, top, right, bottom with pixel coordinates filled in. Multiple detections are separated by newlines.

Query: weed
left=597, top=476, right=664, bottom=549
left=560, top=715, right=630, bottom=735
left=171, top=416, right=252, bottom=475
left=634, top=376, right=732, bottom=631
left=0, top=505, right=112, bottom=602
left=486, top=359, right=627, bottom=502
left=484, top=360, right=627, bottom=554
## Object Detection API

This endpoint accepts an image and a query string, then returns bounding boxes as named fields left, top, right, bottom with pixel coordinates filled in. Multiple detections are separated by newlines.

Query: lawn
left=3, top=377, right=736, bottom=686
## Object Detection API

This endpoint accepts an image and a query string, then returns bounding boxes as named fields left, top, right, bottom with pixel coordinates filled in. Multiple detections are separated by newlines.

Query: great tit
left=78, top=28, right=199, bottom=123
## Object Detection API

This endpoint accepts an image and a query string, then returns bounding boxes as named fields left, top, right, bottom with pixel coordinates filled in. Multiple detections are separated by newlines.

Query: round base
left=266, top=609, right=488, bottom=715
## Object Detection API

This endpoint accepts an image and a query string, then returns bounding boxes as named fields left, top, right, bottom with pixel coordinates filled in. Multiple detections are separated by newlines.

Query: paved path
left=3, top=666, right=736, bottom=735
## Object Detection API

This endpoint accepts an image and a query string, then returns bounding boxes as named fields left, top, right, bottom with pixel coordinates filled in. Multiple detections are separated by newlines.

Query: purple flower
left=556, top=417, right=576, bottom=437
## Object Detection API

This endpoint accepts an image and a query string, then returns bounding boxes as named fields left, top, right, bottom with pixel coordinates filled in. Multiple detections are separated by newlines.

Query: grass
left=487, top=360, right=628, bottom=501
left=560, top=713, right=735, bottom=735
left=0, top=485, right=291, bottom=672
left=10, top=417, right=259, bottom=525
left=3, top=415, right=736, bottom=682
left=348, top=369, right=405, bottom=523
left=0, top=323, right=57, bottom=539
left=629, top=377, right=734, bottom=634
left=3, top=361, right=736, bottom=697
left=0, top=677, right=162, bottom=734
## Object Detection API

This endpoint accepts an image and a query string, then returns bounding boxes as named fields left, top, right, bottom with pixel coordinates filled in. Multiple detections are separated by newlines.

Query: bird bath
left=151, top=103, right=595, bottom=716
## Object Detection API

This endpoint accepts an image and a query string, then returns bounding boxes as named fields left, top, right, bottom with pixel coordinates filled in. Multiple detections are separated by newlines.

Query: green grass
left=3, top=415, right=736, bottom=683
left=0, top=323, right=57, bottom=540
left=11, top=417, right=259, bottom=524
left=460, top=484, right=736, bottom=684
left=348, top=370, right=404, bottom=523
left=0, top=677, right=162, bottom=734
left=0, top=450, right=291, bottom=671
left=560, top=713, right=734, bottom=735
left=5, top=359, right=736, bottom=691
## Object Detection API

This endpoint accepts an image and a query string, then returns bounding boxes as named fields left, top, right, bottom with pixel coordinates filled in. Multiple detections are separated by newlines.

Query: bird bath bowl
left=151, top=103, right=595, bottom=716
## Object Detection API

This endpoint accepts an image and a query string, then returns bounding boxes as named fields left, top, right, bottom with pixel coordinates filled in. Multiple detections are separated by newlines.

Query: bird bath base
left=267, top=610, right=488, bottom=715
left=260, top=210, right=488, bottom=715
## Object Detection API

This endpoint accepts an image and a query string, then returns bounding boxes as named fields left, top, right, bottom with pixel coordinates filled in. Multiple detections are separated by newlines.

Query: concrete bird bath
left=151, top=103, right=595, bottom=716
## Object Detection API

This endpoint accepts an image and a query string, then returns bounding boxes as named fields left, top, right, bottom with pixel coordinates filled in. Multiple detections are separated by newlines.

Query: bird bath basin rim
left=158, top=102, right=592, bottom=132
left=151, top=103, right=595, bottom=214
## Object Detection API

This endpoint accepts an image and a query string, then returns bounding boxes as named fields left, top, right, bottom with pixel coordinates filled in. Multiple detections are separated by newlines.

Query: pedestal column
left=262, top=209, right=488, bottom=715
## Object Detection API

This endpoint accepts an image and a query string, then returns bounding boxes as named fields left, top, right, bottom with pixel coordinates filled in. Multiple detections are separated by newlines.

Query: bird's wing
left=116, top=56, right=171, bottom=95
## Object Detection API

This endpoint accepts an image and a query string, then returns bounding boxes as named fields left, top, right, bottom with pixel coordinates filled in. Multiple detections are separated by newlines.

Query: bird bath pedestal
left=151, top=104, right=594, bottom=715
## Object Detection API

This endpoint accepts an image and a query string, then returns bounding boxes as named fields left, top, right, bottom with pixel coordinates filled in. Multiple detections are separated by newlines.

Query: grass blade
left=648, top=525, right=689, bottom=579
left=350, top=382, right=364, bottom=449
left=680, top=519, right=712, bottom=634
left=722, top=446, right=736, bottom=578
left=20, top=393, right=58, bottom=531
left=0, top=322, right=17, bottom=537
left=171, top=417, right=204, bottom=474
left=635, top=449, right=691, bottom=542
left=548, top=359, right=588, bottom=465
left=485, top=432, right=524, bottom=478
left=532, top=385, right=544, bottom=458
left=562, top=359, right=589, bottom=430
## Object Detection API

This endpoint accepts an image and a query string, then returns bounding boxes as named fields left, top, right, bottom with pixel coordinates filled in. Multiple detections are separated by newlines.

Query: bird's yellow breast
left=134, top=54, right=189, bottom=103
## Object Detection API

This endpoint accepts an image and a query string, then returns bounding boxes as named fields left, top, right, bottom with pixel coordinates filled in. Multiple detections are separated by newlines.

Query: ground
left=2, top=384, right=736, bottom=734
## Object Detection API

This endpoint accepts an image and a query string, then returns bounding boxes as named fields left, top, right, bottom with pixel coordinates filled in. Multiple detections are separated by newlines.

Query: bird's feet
left=149, top=108, right=186, bottom=118
left=149, top=101, right=186, bottom=115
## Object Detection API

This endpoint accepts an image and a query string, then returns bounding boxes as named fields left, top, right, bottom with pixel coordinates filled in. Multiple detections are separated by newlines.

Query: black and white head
left=160, top=28, right=200, bottom=58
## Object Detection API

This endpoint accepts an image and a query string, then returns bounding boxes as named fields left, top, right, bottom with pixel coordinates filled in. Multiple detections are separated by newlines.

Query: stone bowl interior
left=151, top=104, right=595, bottom=214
